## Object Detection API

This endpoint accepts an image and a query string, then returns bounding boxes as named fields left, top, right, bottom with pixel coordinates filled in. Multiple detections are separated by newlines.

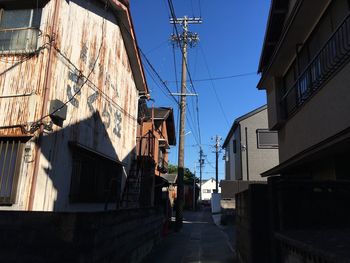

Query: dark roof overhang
left=0, top=0, right=50, bottom=8
left=262, top=127, right=350, bottom=177
left=147, top=107, right=176, bottom=146
left=258, top=0, right=290, bottom=74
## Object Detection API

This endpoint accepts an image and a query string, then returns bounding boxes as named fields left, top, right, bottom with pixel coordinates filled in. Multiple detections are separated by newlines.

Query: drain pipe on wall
left=28, top=0, right=60, bottom=211
left=245, top=127, right=250, bottom=181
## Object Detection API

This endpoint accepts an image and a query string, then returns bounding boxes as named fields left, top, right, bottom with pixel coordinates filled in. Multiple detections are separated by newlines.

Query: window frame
left=256, top=129, right=279, bottom=149
left=232, top=139, right=237, bottom=154
left=0, top=137, right=27, bottom=205
left=0, top=7, right=42, bottom=54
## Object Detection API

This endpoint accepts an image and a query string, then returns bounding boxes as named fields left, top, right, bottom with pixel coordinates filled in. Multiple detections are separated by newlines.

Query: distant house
left=223, top=105, right=279, bottom=183
left=201, top=178, right=221, bottom=202
left=0, top=0, right=148, bottom=211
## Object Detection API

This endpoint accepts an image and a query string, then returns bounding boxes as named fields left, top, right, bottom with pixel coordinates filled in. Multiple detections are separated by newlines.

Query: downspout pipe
left=28, top=0, right=60, bottom=211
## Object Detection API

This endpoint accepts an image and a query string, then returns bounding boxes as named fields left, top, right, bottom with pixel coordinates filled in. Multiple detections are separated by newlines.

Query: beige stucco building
left=255, top=0, right=350, bottom=261
left=258, top=0, right=350, bottom=179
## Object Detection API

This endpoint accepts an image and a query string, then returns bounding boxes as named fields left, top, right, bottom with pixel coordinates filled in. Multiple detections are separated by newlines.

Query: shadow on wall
left=36, top=111, right=136, bottom=211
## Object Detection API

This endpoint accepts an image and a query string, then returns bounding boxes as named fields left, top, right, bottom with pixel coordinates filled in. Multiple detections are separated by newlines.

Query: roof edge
left=223, top=105, right=267, bottom=147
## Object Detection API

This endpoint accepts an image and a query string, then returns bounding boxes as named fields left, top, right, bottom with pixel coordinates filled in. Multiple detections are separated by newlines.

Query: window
left=0, top=8, right=42, bottom=53
left=69, top=143, right=123, bottom=203
left=203, top=189, right=211, bottom=193
left=232, top=139, right=237, bottom=154
left=256, top=129, right=278, bottom=149
left=0, top=138, right=25, bottom=205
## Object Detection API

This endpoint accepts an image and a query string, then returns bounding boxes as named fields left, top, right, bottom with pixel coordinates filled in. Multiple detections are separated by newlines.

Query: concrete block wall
left=0, top=208, right=162, bottom=263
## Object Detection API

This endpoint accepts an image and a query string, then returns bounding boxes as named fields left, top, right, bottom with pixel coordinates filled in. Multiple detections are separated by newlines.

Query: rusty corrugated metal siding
left=0, top=0, right=142, bottom=211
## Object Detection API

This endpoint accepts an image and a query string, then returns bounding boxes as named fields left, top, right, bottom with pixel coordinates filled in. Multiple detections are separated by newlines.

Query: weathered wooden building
left=122, top=104, right=176, bottom=208
left=0, top=0, right=149, bottom=211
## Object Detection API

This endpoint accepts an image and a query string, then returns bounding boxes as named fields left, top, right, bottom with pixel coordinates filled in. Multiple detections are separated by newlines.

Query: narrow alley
left=143, top=207, right=235, bottom=263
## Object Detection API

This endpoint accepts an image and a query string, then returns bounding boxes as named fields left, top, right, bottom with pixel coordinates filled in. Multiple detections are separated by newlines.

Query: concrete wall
left=239, top=109, right=279, bottom=181
left=236, top=184, right=270, bottom=263
left=0, top=208, right=162, bottom=263
left=0, top=0, right=142, bottom=211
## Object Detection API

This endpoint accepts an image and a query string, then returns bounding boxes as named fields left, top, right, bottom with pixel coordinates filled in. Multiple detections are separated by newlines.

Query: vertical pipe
left=28, top=0, right=60, bottom=211
left=245, top=127, right=250, bottom=181
left=215, top=135, right=219, bottom=192
left=199, top=148, right=203, bottom=202
left=193, top=165, right=196, bottom=210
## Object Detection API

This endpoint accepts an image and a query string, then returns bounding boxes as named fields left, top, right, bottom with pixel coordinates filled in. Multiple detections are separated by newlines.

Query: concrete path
left=142, top=208, right=235, bottom=263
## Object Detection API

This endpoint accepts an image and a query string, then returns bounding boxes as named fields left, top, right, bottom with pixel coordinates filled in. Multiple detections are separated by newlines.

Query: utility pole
left=193, top=164, right=196, bottom=211
left=212, top=135, right=222, bottom=192
left=199, top=147, right=205, bottom=202
left=170, top=16, right=201, bottom=231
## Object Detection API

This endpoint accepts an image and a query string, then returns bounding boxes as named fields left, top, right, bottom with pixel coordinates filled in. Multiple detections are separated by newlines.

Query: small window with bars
left=0, top=138, right=25, bottom=205
left=256, top=129, right=278, bottom=149
left=0, top=8, right=42, bottom=53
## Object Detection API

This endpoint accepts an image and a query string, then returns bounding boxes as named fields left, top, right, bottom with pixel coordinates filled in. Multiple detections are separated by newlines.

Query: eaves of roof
left=100, top=0, right=149, bottom=94
left=258, top=0, right=291, bottom=74
left=223, top=105, right=267, bottom=148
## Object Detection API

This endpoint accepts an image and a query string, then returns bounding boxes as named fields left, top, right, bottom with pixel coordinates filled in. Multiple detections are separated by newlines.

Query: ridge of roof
left=223, top=105, right=267, bottom=147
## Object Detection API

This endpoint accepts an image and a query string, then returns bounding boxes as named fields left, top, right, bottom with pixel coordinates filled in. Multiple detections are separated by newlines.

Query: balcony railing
left=136, top=131, right=155, bottom=159
left=0, top=27, right=40, bottom=54
left=157, top=158, right=168, bottom=174
left=281, top=13, right=350, bottom=117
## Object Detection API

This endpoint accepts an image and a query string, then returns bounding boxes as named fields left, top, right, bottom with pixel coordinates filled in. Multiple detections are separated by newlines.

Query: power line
left=167, top=0, right=203, bottom=149
left=199, top=44, right=230, bottom=127
left=145, top=40, right=169, bottom=54
left=138, top=48, right=180, bottom=106
left=167, top=0, right=200, bottom=96
left=172, top=41, right=179, bottom=92
left=198, top=0, right=202, bottom=18
left=167, top=71, right=257, bottom=83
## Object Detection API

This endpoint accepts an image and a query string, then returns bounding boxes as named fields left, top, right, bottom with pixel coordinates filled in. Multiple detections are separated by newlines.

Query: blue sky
left=130, top=1, right=270, bottom=180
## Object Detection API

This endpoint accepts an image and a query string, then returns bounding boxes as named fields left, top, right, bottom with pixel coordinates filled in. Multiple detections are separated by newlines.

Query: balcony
left=281, top=13, right=350, bottom=117
left=157, top=158, right=168, bottom=174
left=136, top=131, right=155, bottom=159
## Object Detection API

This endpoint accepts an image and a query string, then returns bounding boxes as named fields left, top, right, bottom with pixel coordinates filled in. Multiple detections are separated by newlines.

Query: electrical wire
left=190, top=0, right=195, bottom=17
left=167, top=0, right=203, bottom=148
left=145, top=40, right=169, bottom=54
left=138, top=48, right=180, bottom=106
left=172, top=41, right=179, bottom=93
left=167, top=71, right=257, bottom=83
left=199, top=44, right=230, bottom=127
left=198, top=0, right=202, bottom=18
left=167, top=0, right=199, bottom=95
